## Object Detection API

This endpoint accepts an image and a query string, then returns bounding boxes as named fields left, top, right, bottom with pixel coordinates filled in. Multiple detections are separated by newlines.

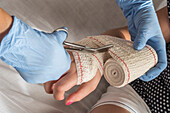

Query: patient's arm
left=0, top=8, right=13, bottom=43
left=102, top=26, right=130, bottom=41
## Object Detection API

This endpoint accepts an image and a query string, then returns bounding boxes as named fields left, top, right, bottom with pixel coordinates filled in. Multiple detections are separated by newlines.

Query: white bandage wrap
left=73, top=35, right=158, bottom=86
left=72, top=37, right=110, bottom=85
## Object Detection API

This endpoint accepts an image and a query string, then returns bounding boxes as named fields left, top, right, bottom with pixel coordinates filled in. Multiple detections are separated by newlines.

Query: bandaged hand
left=44, top=51, right=102, bottom=105
left=43, top=37, right=107, bottom=105
left=44, top=35, right=157, bottom=105
left=72, top=35, right=157, bottom=87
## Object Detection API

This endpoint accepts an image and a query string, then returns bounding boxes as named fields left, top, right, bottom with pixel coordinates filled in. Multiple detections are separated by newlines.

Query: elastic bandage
left=72, top=35, right=158, bottom=87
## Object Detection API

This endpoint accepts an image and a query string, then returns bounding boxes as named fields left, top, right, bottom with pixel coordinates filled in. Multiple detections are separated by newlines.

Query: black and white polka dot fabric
left=130, top=3, right=170, bottom=111
left=130, top=2, right=170, bottom=113
left=130, top=43, right=170, bottom=113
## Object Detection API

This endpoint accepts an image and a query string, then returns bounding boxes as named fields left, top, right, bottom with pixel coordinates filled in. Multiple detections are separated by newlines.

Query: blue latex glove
left=0, top=16, right=71, bottom=83
left=116, top=0, right=167, bottom=81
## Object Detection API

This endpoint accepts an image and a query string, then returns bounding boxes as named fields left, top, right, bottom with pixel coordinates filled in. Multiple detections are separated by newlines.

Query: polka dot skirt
left=130, top=2, right=170, bottom=112
left=130, top=45, right=170, bottom=112
left=130, top=36, right=170, bottom=113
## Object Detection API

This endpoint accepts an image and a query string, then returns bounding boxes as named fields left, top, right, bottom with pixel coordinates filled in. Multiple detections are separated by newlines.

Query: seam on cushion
left=89, top=37, right=130, bottom=83
left=145, top=46, right=157, bottom=65
left=76, top=52, right=83, bottom=84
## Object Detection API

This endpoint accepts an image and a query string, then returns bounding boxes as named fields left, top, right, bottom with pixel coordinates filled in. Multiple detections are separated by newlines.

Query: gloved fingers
left=133, top=33, right=149, bottom=50
left=140, top=63, right=164, bottom=81
left=126, top=14, right=136, bottom=41
left=52, top=26, right=68, bottom=43
left=154, top=47, right=167, bottom=71
left=132, top=10, right=155, bottom=50
left=65, top=69, right=101, bottom=105
left=140, top=49, right=167, bottom=81
left=128, top=29, right=136, bottom=41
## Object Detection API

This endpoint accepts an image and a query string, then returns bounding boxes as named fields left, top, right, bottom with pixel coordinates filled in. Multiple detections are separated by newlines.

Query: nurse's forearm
left=0, top=8, right=13, bottom=43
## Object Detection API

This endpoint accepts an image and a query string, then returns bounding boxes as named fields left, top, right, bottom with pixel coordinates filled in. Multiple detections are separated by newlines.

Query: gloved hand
left=0, top=16, right=71, bottom=83
left=116, top=0, right=167, bottom=81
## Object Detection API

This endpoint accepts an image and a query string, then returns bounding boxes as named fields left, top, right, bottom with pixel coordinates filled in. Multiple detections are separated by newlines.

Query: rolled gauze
left=103, top=37, right=158, bottom=87
left=72, top=35, right=158, bottom=86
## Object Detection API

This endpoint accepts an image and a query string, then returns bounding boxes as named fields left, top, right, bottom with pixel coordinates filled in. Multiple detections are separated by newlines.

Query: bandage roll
left=104, top=58, right=125, bottom=87
left=104, top=42, right=158, bottom=87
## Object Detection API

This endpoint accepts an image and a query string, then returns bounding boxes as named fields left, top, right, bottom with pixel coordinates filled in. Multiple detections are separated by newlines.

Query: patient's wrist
left=101, top=26, right=131, bottom=41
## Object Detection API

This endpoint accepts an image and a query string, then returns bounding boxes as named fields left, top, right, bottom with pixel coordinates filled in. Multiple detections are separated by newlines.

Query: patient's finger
left=53, top=60, right=77, bottom=100
left=65, top=69, right=101, bottom=105
left=53, top=72, right=77, bottom=100
left=44, top=80, right=58, bottom=94
left=43, top=73, right=68, bottom=94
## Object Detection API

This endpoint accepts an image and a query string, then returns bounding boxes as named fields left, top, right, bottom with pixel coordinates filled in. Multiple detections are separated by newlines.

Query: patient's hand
left=43, top=26, right=132, bottom=105
left=44, top=51, right=102, bottom=105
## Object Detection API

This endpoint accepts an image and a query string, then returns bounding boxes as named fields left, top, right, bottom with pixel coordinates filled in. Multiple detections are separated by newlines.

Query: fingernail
left=66, top=101, right=73, bottom=105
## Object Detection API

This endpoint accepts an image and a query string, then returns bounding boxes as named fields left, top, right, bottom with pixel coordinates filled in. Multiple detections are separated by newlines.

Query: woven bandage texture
left=72, top=35, right=158, bottom=87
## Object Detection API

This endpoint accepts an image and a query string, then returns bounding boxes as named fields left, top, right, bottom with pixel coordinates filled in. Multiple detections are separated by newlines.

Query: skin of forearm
left=102, top=26, right=130, bottom=41
left=0, top=8, right=13, bottom=43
